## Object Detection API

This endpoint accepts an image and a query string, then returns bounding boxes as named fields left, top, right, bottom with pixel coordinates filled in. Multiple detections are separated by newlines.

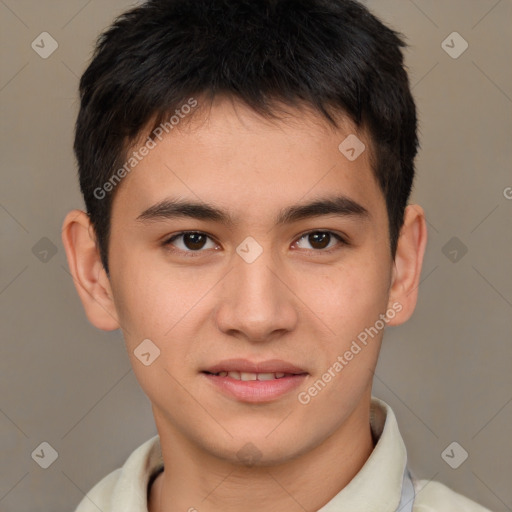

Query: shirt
left=73, top=397, right=492, bottom=512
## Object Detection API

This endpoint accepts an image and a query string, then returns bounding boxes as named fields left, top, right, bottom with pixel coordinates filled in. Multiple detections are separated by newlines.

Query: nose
left=214, top=245, right=299, bottom=343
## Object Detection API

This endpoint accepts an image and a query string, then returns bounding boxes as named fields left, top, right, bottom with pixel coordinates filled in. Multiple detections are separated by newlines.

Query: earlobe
left=61, top=210, right=120, bottom=331
left=386, top=204, right=428, bottom=326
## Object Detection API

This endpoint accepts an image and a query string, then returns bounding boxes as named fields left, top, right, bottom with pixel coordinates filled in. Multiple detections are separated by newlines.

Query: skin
left=62, top=96, right=427, bottom=512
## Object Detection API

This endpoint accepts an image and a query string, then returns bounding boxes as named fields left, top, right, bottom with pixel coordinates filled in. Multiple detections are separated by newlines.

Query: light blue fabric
left=396, top=467, right=415, bottom=512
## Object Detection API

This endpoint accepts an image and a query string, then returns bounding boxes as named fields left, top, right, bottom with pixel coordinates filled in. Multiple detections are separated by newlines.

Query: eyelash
left=161, top=230, right=348, bottom=258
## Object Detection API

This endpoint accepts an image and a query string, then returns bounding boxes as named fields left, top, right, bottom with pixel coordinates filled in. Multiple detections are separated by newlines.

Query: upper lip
left=203, top=359, right=308, bottom=374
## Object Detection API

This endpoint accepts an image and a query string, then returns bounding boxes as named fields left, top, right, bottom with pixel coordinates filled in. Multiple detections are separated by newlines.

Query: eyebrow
left=136, top=195, right=370, bottom=227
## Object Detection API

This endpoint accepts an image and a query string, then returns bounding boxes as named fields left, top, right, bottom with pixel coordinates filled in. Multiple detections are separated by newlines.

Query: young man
left=62, top=0, right=492, bottom=510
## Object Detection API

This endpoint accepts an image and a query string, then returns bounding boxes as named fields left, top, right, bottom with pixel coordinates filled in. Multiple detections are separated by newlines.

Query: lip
left=201, top=359, right=308, bottom=403
left=202, top=358, right=307, bottom=375
left=202, top=372, right=308, bottom=403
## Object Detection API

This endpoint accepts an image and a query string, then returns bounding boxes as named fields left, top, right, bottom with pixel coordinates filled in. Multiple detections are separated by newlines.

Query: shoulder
left=74, top=468, right=121, bottom=512
left=413, top=479, right=493, bottom=512
left=73, top=434, right=162, bottom=512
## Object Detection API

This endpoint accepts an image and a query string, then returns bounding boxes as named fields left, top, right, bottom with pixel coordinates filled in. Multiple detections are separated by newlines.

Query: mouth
left=202, top=358, right=307, bottom=375
left=201, top=359, right=308, bottom=403
left=203, top=370, right=300, bottom=381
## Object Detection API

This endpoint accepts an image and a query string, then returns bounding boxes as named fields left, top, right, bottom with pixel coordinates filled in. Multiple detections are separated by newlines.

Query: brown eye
left=294, top=231, right=346, bottom=252
left=308, top=232, right=330, bottom=249
left=181, top=232, right=207, bottom=250
left=163, top=231, right=218, bottom=254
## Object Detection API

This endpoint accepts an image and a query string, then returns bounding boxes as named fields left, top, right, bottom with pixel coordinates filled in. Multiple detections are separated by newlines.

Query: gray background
left=1, top=1, right=511, bottom=511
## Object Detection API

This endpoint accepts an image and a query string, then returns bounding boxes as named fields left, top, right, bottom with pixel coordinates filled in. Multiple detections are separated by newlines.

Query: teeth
left=256, top=373, right=276, bottom=381
left=214, top=371, right=291, bottom=380
left=240, top=372, right=257, bottom=381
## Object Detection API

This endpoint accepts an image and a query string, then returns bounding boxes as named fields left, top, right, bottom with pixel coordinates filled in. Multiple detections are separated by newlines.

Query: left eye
left=162, top=230, right=346, bottom=255
left=294, top=231, right=345, bottom=251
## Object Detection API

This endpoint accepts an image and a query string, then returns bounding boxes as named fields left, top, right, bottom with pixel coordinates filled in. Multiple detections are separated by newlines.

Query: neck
left=149, top=396, right=375, bottom=512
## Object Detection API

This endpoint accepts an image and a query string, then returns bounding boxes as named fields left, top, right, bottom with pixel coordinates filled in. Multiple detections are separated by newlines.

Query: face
left=106, top=97, right=396, bottom=464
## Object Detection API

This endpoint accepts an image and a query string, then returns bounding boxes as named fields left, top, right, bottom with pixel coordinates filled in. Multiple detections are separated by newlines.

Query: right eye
left=162, top=231, right=220, bottom=257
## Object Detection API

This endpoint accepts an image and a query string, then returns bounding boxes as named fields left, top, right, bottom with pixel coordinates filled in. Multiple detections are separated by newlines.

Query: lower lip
left=202, top=372, right=308, bottom=403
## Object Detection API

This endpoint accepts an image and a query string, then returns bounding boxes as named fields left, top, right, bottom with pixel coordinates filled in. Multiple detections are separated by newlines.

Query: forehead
left=110, top=97, right=385, bottom=226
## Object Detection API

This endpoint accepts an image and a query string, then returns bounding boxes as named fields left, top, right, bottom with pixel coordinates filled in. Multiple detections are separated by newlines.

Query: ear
left=386, top=204, right=428, bottom=325
left=61, top=210, right=120, bottom=331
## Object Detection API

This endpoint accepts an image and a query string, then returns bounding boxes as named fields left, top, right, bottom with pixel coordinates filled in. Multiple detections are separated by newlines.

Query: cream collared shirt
left=74, top=397, right=492, bottom=512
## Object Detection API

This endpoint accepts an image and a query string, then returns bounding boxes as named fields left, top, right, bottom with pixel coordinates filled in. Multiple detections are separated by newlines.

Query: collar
left=317, top=396, right=409, bottom=511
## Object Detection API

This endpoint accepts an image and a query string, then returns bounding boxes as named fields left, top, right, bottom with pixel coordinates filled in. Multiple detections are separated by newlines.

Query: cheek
left=109, top=265, right=199, bottom=405
left=309, top=258, right=391, bottom=341
left=110, top=256, right=216, bottom=352
left=110, top=269, right=166, bottom=341
left=299, top=263, right=390, bottom=414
